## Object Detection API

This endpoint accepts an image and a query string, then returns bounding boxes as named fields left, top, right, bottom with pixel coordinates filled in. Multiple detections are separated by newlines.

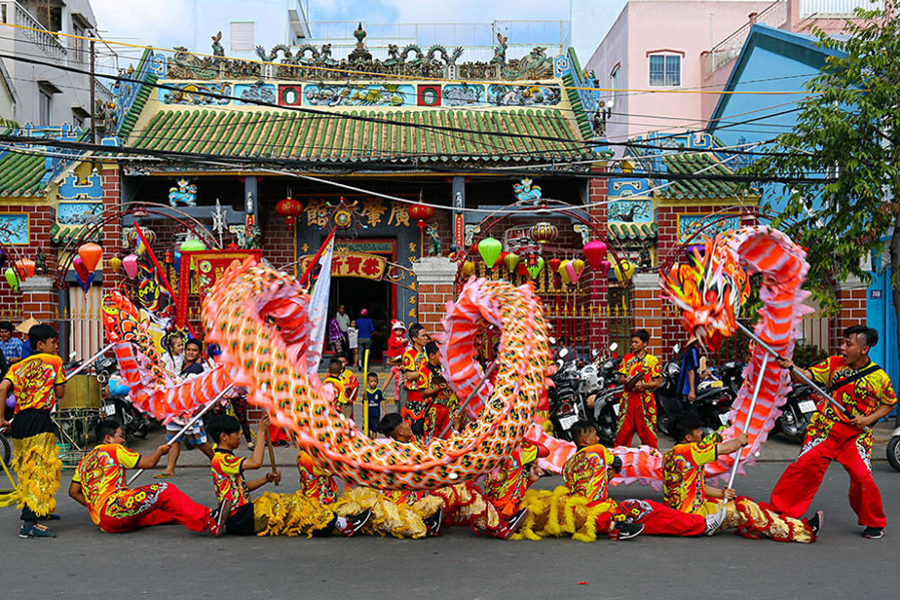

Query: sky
left=91, top=0, right=625, bottom=58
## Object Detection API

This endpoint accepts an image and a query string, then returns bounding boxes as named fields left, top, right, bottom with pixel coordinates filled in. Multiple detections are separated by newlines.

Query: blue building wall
left=707, top=25, right=842, bottom=214
left=708, top=25, right=897, bottom=389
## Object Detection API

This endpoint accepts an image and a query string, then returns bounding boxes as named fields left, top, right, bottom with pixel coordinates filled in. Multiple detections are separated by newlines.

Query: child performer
left=664, top=413, right=820, bottom=543
left=0, top=324, right=66, bottom=539
left=387, top=320, right=408, bottom=407
left=616, top=329, right=661, bottom=449
left=207, top=414, right=370, bottom=537
left=68, top=420, right=229, bottom=536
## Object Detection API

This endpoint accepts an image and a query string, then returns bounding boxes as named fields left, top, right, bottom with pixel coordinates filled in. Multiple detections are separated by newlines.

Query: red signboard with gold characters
left=299, top=252, right=386, bottom=281
left=175, top=249, right=262, bottom=328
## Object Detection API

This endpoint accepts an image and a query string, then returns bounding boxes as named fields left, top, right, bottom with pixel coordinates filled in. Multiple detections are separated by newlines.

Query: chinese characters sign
left=175, top=250, right=262, bottom=328
left=299, top=252, right=386, bottom=281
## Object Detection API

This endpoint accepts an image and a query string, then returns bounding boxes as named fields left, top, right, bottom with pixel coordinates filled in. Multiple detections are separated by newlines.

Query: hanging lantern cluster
left=529, top=222, right=558, bottom=245
left=276, top=197, right=303, bottom=231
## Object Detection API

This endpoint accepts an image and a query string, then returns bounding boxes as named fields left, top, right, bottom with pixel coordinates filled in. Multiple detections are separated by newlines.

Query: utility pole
left=89, top=37, right=95, bottom=143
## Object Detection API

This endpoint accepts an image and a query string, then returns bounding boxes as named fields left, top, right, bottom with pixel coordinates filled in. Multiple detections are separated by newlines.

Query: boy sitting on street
left=69, top=419, right=229, bottom=536
left=664, top=413, right=820, bottom=542
left=207, top=413, right=370, bottom=537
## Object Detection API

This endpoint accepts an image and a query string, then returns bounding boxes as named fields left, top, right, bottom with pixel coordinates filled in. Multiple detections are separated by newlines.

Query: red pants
left=769, top=420, right=885, bottom=528
left=615, top=394, right=658, bottom=449
left=596, top=499, right=704, bottom=536
left=96, top=483, right=211, bottom=534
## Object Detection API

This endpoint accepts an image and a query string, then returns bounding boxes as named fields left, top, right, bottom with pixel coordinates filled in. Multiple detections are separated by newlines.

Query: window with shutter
left=230, top=22, right=255, bottom=51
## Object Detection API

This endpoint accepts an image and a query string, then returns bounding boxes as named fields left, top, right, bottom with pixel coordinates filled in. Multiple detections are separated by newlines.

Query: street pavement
left=2, top=423, right=900, bottom=600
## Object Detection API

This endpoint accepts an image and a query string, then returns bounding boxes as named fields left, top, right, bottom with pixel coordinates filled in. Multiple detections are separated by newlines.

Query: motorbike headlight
left=666, top=363, right=679, bottom=378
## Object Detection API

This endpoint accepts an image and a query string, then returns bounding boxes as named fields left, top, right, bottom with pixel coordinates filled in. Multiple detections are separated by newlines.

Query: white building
left=186, top=0, right=311, bottom=60
left=0, top=0, right=102, bottom=129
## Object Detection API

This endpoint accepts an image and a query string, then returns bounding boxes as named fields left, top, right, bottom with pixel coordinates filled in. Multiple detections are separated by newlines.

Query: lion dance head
left=660, top=233, right=750, bottom=352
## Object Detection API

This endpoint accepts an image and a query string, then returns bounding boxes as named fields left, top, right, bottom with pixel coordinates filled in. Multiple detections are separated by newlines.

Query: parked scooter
left=103, top=376, right=150, bottom=440
left=587, top=343, right=622, bottom=447
left=548, top=347, right=589, bottom=442
left=771, top=383, right=817, bottom=443
left=888, top=413, right=900, bottom=472
left=656, top=345, right=737, bottom=438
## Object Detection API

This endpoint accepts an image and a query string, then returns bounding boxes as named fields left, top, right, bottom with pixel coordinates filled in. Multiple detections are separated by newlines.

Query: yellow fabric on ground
left=252, top=491, right=336, bottom=537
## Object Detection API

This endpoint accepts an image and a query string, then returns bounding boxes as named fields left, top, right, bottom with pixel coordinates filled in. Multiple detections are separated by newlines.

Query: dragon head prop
left=660, top=234, right=750, bottom=352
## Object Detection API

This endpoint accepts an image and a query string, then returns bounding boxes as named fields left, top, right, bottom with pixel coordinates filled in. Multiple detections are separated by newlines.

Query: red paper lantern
left=548, top=258, right=561, bottom=274
left=276, top=198, right=303, bottom=230
left=408, top=203, right=435, bottom=229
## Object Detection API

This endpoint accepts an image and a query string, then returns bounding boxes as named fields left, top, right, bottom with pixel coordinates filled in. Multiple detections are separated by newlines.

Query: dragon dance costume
left=516, top=444, right=705, bottom=542
left=74, top=444, right=213, bottom=533
left=3, top=354, right=65, bottom=521
left=768, top=357, right=896, bottom=529
left=616, top=352, right=661, bottom=449
left=664, top=439, right=814, bottom=543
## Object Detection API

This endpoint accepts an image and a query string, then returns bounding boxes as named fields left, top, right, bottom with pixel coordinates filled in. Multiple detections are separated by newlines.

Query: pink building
left=584, top=0, right=882, bottom=152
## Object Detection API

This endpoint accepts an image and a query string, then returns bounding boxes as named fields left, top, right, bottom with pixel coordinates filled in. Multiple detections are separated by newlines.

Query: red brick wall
left=830, top=286, right=867, bottom=354
left=416, top=282, right=453, bottom=334
left=101, top=167, right=124, bottom=289
left=0, top=204, right=57, bottom=326
left=633, top=285, right=664, bottom=357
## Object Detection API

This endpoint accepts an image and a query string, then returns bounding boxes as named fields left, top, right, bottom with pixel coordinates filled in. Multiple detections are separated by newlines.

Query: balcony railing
left=703, top=0, right=787, bottom=78
left=800, top=0, right=884, bottom=16
left=0, top=1, right=67, bottom=63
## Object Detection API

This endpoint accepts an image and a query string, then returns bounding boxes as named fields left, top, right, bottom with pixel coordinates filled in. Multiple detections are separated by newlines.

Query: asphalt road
left=2, top=457, right=899, bottom=600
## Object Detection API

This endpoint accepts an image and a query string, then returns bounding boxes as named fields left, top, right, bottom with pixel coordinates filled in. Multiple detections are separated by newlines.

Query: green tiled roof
left=130, top=107, right=595, bottom=165
left=609, top=221, right=658, bottom=241
left=50, top=223, right=102, bottom=245
left=660, top=152, right=753, bottom=199
left=0, top=149, right=46, bottom=196
left=119, top=49, right=158, bottom=140
left=562, top=73, right=593, bottom=140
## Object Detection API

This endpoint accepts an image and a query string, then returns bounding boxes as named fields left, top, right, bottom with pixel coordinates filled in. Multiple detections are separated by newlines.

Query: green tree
left=748, top=7, right=900, bottom=344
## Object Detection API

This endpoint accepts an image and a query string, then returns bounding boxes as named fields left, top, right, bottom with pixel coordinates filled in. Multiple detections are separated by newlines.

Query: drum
left=57, top=375, right=102, bottom=410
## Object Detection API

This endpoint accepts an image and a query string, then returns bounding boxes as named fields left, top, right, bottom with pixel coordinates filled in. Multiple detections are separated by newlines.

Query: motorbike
left=656, top=345, right=737, bottom=438
left=587, top=344, right=622, bottom=447
left=548, top=347, right=589, bottom=442
left=770, top=382, right=817, bottom=443
left=103, top=375, right=150, bottom=440
left=888, top=413, right=900, bottom=472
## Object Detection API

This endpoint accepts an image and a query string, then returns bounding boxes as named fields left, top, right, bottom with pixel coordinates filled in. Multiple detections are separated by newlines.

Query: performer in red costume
left=615, top=329, right=661, bottom=449
left=770, top=325, right=895, bottom=539
left=68, top=420, right=229, bottom=535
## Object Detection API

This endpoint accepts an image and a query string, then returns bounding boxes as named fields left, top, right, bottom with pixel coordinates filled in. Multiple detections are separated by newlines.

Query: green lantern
left=526, top=256, right=545, bottom=279
left=180, top=239, right=207, bottom=252
left=477, top=237, right=502, bottom=269
left=4, top=267, right=18, bottom=291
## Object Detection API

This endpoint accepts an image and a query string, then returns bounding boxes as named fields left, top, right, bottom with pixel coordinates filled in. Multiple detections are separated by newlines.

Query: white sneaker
left=704, top=506, right=727, bottom=536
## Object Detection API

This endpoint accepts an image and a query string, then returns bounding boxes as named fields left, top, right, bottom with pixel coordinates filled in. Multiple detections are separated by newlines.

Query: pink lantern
left=123, top=254, right=140, bottom=279
left=599, top=260, right=612, bottom=277
left=583, top=240, right=608, bottom=271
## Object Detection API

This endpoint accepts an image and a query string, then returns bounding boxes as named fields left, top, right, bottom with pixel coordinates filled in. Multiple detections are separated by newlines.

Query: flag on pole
left=306, top=233, right=335, bottom=373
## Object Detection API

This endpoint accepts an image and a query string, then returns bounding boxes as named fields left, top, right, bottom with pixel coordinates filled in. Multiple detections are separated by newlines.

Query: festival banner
left=306, top=235, right=335, bottom=373
left=175, top=249, right=261, bottom=329
left=298, top=251, right=386, bottom=281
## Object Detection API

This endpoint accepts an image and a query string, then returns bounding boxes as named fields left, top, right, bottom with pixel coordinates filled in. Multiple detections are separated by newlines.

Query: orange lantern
left=78, top=242, right=103, bottom=274
left=407, top=203, right=435, bottom=229
left=276, top=198, right=303, bottom=231
left=15, top=258, right=35, bottom=279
